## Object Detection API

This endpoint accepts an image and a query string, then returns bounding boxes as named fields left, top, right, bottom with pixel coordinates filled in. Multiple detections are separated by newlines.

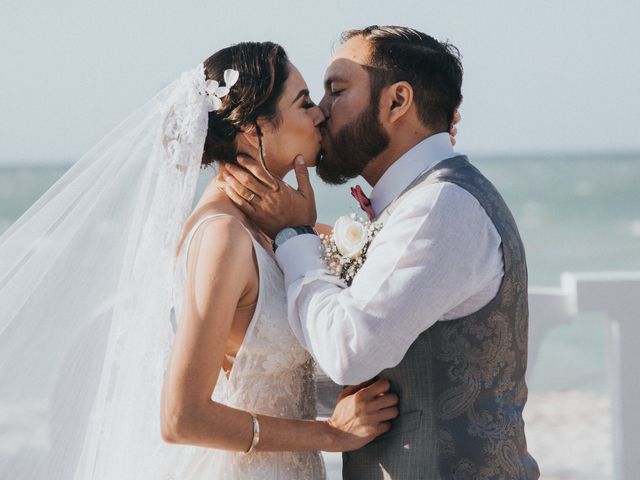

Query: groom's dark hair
left=341, top=26, right=463, bottom=132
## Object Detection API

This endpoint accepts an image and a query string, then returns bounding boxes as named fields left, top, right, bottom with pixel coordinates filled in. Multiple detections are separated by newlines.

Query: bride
left=162, top=42, right=399, bottom=478
left=0, top=42, right=397, bottom=479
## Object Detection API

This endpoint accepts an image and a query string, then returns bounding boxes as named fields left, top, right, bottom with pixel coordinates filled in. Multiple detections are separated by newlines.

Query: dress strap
left=182, top=213, right=257, bottom=264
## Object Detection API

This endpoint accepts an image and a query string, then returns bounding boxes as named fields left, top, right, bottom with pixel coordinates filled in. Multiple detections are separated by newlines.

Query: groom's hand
left=222, top=155, right=317, bottom=238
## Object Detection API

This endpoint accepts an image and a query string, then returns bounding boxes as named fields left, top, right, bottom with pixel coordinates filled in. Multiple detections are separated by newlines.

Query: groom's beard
left=316, top=102, right=390, bottom=185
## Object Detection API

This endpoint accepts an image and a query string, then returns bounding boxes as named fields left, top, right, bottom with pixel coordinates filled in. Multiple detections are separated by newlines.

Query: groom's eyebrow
left=324, top=76, right=347, bottom=89
left=291, top=89, right=310, bottom=105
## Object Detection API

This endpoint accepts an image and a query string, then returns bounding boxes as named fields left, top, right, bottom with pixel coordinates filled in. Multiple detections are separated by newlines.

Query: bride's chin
left=304, top=148, right=323, bottom=168
left=309, top=150, right=324, bottom=168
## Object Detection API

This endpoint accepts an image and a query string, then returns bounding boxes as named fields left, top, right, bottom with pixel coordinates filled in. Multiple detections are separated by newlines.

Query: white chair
left=529, top=271, right=640, bottom=480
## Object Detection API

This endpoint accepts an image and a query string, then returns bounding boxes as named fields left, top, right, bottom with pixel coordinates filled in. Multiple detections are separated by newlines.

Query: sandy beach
left=1, top=390, right=612, bottom=479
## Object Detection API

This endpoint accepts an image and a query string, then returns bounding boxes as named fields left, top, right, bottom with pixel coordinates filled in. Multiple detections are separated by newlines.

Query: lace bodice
left=170, top=213, right=325, bottom=479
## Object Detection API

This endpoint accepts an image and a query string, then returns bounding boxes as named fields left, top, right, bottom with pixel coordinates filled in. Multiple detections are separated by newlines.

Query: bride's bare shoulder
left=177, top=197, right=253, bottom=259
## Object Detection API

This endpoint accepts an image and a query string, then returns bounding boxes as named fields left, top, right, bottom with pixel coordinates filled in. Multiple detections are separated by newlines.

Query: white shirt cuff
left=275, top=233, right=325, bottom=288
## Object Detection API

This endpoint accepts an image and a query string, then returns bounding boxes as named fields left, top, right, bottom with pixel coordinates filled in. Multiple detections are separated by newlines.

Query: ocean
left=1, top=153, right=637, bottom=479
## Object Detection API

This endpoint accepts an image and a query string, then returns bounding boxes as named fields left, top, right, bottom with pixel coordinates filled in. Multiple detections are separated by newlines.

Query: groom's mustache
left=318, top=123, right=333, bottom=156
left=317, top=123, right=329, bottom=148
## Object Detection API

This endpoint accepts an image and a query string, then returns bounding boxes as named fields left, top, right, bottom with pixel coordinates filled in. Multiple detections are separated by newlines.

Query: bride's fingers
left=338, top=385, right=361, bottom=400
left=453, top=109, right=461, bottom=126
left=338, top=379, right=376, bottom=401
left=368, top=392, right=398, bottom=412
left=224, top=184, right=256, bottom=215
left=377, top=421, right=392, bottom=435
left=236, top=155, right=280, bottom=191
left=222, top=171, right=262, bottom=203
left=359, top=379, right=391, bottom=399
left=450, top=129, right=457, bottom=146
left=371, top=406, right=399, bottom=423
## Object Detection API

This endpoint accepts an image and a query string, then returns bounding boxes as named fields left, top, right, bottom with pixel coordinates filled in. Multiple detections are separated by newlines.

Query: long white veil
left=0, top=64, right=212, bottom=479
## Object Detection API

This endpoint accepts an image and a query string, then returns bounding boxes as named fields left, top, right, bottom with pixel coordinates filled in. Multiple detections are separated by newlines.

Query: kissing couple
left=0, top=25, right=539, bottom=480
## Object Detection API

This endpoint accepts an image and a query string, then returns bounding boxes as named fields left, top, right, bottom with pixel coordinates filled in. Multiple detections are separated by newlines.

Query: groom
left=223, top=26, right=540, bottom=480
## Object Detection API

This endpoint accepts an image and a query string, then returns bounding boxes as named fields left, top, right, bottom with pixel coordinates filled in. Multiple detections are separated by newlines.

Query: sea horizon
left=1, top=148, right=639, bottom=167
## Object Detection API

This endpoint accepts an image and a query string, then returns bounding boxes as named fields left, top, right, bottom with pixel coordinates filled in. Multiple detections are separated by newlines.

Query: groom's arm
left=276, top=182, right=504, bottom=385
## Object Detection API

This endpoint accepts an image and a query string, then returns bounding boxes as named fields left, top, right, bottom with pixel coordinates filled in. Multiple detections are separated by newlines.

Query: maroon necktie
left=350, top=185, right=374, bottom=221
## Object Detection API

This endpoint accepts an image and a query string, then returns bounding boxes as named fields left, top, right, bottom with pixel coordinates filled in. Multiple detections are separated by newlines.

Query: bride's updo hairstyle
left=201, top=42, right=290, bottom=168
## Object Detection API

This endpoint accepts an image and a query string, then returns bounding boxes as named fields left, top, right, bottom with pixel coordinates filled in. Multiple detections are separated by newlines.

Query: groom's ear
left=384, top=81, right=414, bottom=124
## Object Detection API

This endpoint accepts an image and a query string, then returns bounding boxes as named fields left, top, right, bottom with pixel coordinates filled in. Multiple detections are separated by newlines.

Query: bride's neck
left=202, top=172, right=271, bottom=239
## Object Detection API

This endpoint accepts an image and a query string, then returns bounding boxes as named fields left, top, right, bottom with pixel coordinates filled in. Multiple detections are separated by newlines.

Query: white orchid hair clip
left=204, top=69, right=240, bottom=112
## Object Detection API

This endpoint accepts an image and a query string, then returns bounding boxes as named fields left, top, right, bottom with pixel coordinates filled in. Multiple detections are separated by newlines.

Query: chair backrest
left=527, top=271, right=640, bottom=480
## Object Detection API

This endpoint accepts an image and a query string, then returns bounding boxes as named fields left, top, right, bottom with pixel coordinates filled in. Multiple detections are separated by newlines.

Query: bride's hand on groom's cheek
left=222, top=155, right=317, bottom=238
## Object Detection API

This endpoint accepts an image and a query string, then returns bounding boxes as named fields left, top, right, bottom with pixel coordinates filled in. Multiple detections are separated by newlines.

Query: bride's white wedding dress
left=168, top=212, right=326, bottom=479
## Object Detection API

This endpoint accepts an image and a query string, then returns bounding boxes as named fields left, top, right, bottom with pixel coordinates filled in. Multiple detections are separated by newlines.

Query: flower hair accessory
left=204, top=69, right=240, bottom=112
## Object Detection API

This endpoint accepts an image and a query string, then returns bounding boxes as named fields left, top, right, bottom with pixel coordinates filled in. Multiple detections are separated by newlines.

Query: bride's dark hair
left=201, top=42, right=290, bottom=168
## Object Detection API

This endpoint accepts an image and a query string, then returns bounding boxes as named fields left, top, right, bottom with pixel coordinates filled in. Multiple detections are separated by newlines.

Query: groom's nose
left=318, top=94, right=331, bottom=119
left=312, top=105, right=326, bottom=127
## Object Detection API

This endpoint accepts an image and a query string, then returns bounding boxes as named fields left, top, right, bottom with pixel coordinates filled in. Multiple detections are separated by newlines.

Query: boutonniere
left=319, top=214, right=383, bottom=286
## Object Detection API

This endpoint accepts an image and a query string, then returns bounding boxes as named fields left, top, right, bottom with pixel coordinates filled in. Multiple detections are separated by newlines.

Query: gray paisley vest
left=342, top=156, right=540, bottom=480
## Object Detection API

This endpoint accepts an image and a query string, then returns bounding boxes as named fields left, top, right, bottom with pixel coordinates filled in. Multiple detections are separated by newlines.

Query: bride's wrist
left=320, top=419, right=344, bottom=452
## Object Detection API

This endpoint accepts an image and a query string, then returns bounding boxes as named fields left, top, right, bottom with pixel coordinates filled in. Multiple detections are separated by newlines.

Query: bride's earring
left=254, top=124, right=277, bottom=185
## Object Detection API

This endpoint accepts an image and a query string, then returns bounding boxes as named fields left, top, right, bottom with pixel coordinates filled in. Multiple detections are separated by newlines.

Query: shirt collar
left=368, top=132, right=458, bottom=216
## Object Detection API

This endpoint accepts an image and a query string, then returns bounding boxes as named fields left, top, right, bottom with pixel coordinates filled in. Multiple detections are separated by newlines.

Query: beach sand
left=0, top=390, right=612, bottom=479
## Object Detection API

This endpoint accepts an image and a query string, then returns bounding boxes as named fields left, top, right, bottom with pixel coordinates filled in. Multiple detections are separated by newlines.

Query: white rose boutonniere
left=320, top=213, right=383, bottom=286
left=334, top=215, right=369, bottom=258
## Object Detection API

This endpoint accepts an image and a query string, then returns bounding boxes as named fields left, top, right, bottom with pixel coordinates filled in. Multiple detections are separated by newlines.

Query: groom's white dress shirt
left=275, top=133, right=504, bottom=385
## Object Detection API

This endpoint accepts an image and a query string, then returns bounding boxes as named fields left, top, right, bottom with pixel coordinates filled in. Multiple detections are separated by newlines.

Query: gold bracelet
left=246, top=412, right=260, bottom=454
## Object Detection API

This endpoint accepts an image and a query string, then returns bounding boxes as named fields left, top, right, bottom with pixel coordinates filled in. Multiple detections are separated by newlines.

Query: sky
left=1, top=0, right=639, bottom=162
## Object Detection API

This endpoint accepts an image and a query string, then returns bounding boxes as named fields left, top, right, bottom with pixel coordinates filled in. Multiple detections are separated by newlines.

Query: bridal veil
left=0, top=64, right=216, bottom=479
